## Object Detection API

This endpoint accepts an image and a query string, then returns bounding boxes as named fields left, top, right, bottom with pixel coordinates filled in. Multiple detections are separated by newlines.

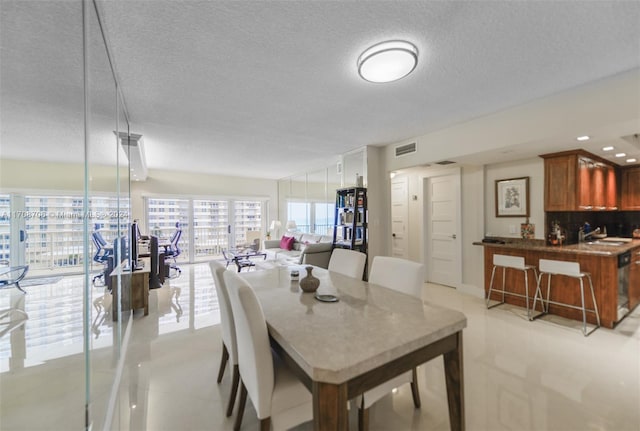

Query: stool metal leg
left=527, top=267, right=546, bottom=319
left=523, top=270, right=529, bottom=316
left=587, top=274, right=601, bottom=328
left=579, top=277, right=588, bottom=336
left=486, top=265, right=503, bottom=309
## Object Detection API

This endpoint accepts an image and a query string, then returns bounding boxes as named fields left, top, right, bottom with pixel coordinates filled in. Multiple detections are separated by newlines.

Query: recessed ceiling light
left=627, top=158, right=637, bottom=163
left=615, top=153, right=626, bottom=158
left=602, top=146, right=614, bottom=151
left=576, top=135, right=590, bottom=141
left=358, top=40, right=418, bottom=83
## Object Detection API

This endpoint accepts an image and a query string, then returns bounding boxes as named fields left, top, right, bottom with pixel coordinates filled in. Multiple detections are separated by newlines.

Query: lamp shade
left=269, top=220, right=281, bottom=231
left=285, top=220, right=297, bottom=231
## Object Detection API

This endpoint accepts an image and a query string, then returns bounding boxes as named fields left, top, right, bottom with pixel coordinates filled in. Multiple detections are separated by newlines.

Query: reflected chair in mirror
left=0, top=264, right=30, bottom=337
left=355, top=256, right=424, bottom=431
left=209, top=261, right=241, bottom=418
left=328, top=248, right=367, bottom=280
left=91, top=231, right=113, bottom=286
left=164, top=227, right=182, bottom=278
left=223, top=270, right=312, bottom=431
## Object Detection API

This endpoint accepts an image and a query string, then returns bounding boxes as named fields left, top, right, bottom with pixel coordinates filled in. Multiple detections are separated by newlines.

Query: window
left=287, top=202, right=310, bottom=233
left=147, top=197, right=264, bottom=261
left=147, top=198, right=189, bottom=261
left=14, top=195, right=130, bottom=270
left=286, top=201, right=335, bottom=235
left=193, top=199, right=228, bottom=257
left=233, top=200, right=262, bottom=247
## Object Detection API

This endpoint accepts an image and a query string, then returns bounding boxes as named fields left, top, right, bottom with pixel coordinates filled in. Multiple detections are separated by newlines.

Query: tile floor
left=1, top=262, right=639, bottom=430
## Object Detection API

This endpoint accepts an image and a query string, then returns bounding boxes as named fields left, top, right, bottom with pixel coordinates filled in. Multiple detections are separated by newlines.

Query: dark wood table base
left=273, top=331, right=465, bottom=431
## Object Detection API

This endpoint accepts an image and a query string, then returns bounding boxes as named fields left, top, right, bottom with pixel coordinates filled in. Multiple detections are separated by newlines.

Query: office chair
left=92, top=230, right=113, bottom=286
left=164, top=227, right=182, bottom=277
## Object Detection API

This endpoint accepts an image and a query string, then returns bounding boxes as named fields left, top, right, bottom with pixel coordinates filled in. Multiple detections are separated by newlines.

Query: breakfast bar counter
left=474, top=238, right=640, bottom=328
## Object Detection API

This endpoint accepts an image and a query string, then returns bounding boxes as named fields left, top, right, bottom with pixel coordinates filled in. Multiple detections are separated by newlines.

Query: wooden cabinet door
left=591, top=161, right=606, bottom=210
left=621, top=166, right=640, bottom=210
left=544, top=155, right=577, bottom=211
left=577, top=157, right=591, bottom=209
left=605, top=164, right=618, bottom=210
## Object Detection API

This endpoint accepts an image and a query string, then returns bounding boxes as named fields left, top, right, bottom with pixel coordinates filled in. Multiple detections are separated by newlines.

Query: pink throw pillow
left=280, top=236, right=295, bottom=251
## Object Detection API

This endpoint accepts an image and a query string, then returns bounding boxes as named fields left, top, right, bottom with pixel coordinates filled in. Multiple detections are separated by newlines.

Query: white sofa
left=263, top=233, right=333, bottom=268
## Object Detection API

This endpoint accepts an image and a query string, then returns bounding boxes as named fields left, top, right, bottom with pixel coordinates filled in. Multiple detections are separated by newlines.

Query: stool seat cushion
left=539, top=259, right=583, bottom=277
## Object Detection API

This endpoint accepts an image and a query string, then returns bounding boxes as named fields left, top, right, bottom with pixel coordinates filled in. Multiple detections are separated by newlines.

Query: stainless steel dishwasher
left=617, top=251, right=631, bottom=322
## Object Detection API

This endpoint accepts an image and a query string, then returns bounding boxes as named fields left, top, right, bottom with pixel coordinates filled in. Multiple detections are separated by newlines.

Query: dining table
left=240, top=265, right=467, bottom=431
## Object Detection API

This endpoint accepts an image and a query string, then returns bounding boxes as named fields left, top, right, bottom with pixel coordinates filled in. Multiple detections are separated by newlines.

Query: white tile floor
left=1, top=262, right=639, bottom=430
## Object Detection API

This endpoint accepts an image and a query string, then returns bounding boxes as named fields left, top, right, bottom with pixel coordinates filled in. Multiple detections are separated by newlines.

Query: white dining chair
left=328, top=248, right=367, bottom=279
left=209, top=261, right=240, bottom=418
left=356, top=256, right=425, bottom=431
left=223, top=270, right=312, bottom=431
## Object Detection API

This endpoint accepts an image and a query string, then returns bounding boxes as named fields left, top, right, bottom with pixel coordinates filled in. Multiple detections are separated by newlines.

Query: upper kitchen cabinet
left=541, top=150, right=618, bottom=211
left=621, top=166, right=640, bottom=210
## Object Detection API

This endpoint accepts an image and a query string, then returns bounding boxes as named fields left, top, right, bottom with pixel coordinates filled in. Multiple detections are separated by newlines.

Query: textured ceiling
left=2, top=1, right=640, bottom=179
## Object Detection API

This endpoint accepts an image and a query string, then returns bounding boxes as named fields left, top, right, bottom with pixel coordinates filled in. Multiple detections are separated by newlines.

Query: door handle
left=451, top=234, right=456, bottom=239
left=392, top=233, right=396, bottom=238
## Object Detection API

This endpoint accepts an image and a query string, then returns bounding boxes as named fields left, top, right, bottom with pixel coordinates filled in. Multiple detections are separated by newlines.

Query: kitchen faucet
left=579, top=226, right=600, bottom=242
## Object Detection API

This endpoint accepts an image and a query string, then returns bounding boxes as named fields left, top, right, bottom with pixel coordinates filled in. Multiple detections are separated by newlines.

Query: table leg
left=312, top=381, right=348, bottom=431
left=443, top=331, right=465, bottom=431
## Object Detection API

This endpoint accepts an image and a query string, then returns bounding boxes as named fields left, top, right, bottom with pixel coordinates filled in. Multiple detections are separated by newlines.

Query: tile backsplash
left=545, top=211, right=640, bottom=244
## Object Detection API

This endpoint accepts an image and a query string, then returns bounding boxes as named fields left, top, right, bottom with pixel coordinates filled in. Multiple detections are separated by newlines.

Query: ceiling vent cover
left=395, top=142, right=417, bottom=157
left=435, top=160, right=456, bottom=165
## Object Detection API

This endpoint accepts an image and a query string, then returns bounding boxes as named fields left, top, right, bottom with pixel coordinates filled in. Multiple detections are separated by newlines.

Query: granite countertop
left=473, top=237, right=640, bottom=256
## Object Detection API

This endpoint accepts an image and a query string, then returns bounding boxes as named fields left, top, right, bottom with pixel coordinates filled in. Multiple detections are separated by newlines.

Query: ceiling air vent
left=435, top=160, right=456, bottom=165
left=395, top=142, right=417, bottom=157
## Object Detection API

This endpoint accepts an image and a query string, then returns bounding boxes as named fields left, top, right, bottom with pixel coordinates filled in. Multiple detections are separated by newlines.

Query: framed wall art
left=495, top=177, right=529, bottom=217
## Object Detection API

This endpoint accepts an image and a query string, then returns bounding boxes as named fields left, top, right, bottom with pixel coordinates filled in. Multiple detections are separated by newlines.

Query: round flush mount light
left=358, top=40, right=418, bottom=83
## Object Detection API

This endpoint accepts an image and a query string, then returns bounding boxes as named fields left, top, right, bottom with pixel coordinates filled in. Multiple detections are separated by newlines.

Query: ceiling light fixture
left=602, top=146, right=614, bottom=151
left=358, top=40, right=418, bottom=83
left=615, top=153, right=626, bottom=158
left=116, top=132, right=148, bottom=181
left=576, top=135, right=590, bottom=141
left=627, top=158, right=637, bottom=163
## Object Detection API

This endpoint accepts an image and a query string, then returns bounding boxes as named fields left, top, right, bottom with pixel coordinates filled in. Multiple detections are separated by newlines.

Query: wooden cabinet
left=621, top=166, right=640, bottom=210
left=541, top=150, right=618, bottom=211
left=333, top=187, right=367, bottom=253
left=544, top=153, right=577, bottom=211
left=630, top=247, right=640, bottom=311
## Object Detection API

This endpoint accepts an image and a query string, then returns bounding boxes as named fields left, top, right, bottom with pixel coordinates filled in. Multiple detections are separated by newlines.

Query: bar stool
left=486, top=254, right=544, bottom=320
left=532, top=259, right=600, bottom=336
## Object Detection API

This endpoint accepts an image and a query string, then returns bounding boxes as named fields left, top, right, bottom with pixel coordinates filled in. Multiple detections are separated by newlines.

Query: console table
left=110, top=257, right=151, bottom=321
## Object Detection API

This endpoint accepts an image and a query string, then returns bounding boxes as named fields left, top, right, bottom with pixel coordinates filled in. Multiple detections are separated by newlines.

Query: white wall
left=483, top=157, right=545, bottom=239
left=461, top=165, right=485, bottom=296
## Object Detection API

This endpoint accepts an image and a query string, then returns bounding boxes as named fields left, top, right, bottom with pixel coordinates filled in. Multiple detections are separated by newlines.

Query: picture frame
left=495, top=177, right=529, bottom=217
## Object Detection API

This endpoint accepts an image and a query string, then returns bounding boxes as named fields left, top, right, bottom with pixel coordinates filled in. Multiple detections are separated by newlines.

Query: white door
left=425, top=173, right=461, bottom=287
left=390, top=176, right=409, bottom=258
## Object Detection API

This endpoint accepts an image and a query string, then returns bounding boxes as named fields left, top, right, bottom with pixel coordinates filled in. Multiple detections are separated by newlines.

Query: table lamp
left=285, top=220, right=297, bottom=232
left=270, top=220, right=282, bottom=238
